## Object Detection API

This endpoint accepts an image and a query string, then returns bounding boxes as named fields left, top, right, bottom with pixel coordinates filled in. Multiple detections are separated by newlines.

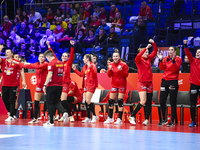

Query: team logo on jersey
left=36, top=87, right=42, bottom=91
left=111, top=88, right=117, bottom=91
left=30, top=75, right=37, bottom=85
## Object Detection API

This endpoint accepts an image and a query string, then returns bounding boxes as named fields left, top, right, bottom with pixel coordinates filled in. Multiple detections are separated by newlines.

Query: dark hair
left=111, top=25, right=115, bottom=29
left=84, top=54, right=92, bottom=62
left=6, top=49, right=14, bottom=54
left=74, top=8, right=79, bottom=13
left=39, top=52, right=44, bottom=56
left=30, top=8, right=35, bottom=12
left=44, top=50, right=54, bottom=57
left=56, top=8, right=63, bottom=16
left=91, top=53, right=98, bottom=62
left=107, top=57, right=113, bottom=62
left=88, top=28, right=95, bottom=35
left=99, top=28, right=105, bottom=34
left=20, top=58, right=26, bottom=62
left=80, top=6, right=85, bottom=9
left=169, top=46, right=177, bottom=51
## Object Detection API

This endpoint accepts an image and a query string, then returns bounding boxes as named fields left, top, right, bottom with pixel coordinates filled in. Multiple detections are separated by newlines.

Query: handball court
left=0, top=114, right=200, bottom=150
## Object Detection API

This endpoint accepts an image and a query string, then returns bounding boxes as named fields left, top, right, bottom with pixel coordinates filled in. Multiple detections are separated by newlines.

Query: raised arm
left=135, top=44, right=152, bottom=64
left=184, top=47, right=194, bottom=64
left=68, top=40, right=75, bottom=67
left=148, top=39, right=158, bottom=62
left=46, top=41, right=56, bottom=58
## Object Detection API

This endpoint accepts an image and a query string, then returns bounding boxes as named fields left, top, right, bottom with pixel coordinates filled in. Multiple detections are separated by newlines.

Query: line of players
left=0, top=38, right=199, bottom=127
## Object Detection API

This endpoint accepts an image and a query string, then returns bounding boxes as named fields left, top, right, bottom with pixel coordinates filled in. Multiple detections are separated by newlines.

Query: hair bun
left=114, top=49, right=119, bottom=53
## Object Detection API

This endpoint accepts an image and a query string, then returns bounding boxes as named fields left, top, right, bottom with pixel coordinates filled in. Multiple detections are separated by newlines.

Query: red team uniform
left=74, top=62, right=98, bottom=93
left=19, top=61, right=48, bottom=93
left=68, top=80, right=83, bottom=103
left=135, top=42, right=158, bottom=93
left=107, top=60, right=129, bottom=93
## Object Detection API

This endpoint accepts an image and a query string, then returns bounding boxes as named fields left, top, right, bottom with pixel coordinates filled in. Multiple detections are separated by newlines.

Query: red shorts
left=110, top=87, right=126, bottom=94
left=35, top=86, right=43, bottom=93
left=84, top=87, right=96, bottom=93
left=76, top=95, right=83, bottom=103
left=62, top=83, right=69, bottom=93
left=137, top=81, right=153, bottom=93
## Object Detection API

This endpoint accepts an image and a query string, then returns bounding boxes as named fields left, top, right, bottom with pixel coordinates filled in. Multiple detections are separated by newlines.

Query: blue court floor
left=0, top=124, right=200, bottom=150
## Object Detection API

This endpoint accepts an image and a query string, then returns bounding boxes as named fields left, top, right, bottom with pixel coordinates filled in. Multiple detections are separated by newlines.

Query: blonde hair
left=138, top=48, right=145, bottom=52
left=113, top=49, right=120, bottom=56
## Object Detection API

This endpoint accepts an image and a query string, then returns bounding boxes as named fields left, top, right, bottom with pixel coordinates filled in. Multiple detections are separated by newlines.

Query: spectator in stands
left=9, top=31, right=21, bottom=46
left=64, top=23, right=75, bottom=38
left=16, top=8, right=23, bottom=21
left=2, top=31, right=9, bottom=41
left=35, top=19, right=41, bottom=29
left=5, top=38, right=14, bottom=52
left=40, top=29, right=55, bottom=51
left=139, top=1, right=154, bottom=21
left=29, top=8, right=42, bottom=23
left=39, top=16, right=51, bottom=29
left=53, top=23, right=65, bottom=41
left=79, top=6, right=90, bottom=26
left=60, top=0, right=71, bottom=14
left=93, top=5, right=101, bottom=17
left=27, top=23, right=35, bottom=40
left=47, top=8, right=55, bottom=23
left=112, top=12, right=124, bottom=30
left=71, top=8, right=80, bottom=27
left=3, top=16, right=12, bottom=33
left=11, top=17, right=21, bottom=33
left=64, top=13, right=72, bottom=23
left=107, top=26, right=119, bottom=44
left=22, top=10, right=29, bottom=21
left=83, top=28, right=96, bottom=49
left=28, top=37, right=40, bottom=57
left=34, top=30, right=42, bottom=44
left=101, top=57, right=113, bottom=72
left=50, top=19, right=57, bottom=31
left=19, top=43, right=27, bottom=58
left=184, top=55, right=189, bottom=63
left=75, top=29, right=85, bottom=48
left=109, top=5, right=118, bottom=22
left=95, top=19, right=110, bottom=35
left=58, top=17, right=68, bottom=30
left=96, top=28, right=107, bottom=56
left=99, top=7, right=109, bottom=21
left=54, top=8, right=64, bottom=21
left=90, top=15, right=101, bottom=30
left=17, top=22, right=27, bottom=38
left=75, top=21, right=86, bottom=36
left=81, top=1, right=93, bottom=14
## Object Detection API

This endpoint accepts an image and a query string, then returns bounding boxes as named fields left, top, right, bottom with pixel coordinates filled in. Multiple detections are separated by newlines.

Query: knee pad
left=108, top=99, right=115, bottom=107
left=117, top=99, right=124, bottom=107
left=67, top=96, right=74, bottom=103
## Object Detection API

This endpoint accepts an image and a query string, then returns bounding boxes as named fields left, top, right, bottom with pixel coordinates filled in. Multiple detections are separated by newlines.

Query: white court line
left=0, top=134, right=24, bottom=139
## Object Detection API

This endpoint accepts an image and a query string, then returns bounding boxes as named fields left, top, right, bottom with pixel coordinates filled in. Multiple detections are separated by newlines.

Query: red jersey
left=110, top=9, right=118, bottom=19
left=184, top=48, right=200, bottom=86
left=74, top=62, right=98, bottom=89
left=159, top=56, right=182, bottom=81
left=19, top=61, right=48, bottom=87
left=68, top=80, right=83, bottom=103
left=47, top=58, right=63, bottom=86
left=0, top=58, right=22, bottom=87
left=90, top=20, right=101, bottom=26
left=113, top=19, right=125, bottom=29
left=135, top=42, right=158, bottom=82
left=107, top=60, right=129, bottom=88
left=139, top=5, right=154, bottom=19
left=63, top=47, right=74, bottom=84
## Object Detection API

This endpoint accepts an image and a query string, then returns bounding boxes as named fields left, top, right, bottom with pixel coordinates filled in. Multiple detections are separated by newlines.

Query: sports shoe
left=157, top=120, right=168, bottom=126
left=82, top=117, right=91, bottom=123
left=13, top=115, right=17, bottom=120
left=28, top=118, right=38, bottom=124
left=5, top=116, right=14, bottom=122
left=43, top=121, right=54, bottom=127
left=129, top=117, right=136, bottom=125
left=189, top=121, right=196, bottom=127
left=62, top=112, right=69, bottom=123
left=104, top=117, right=114, bottom=124
left=91, top=115, right=98, bottom=123
left=58, top=117, right=64, bottom=122
left=142, top=119, right=149, bottom=126
left=167, top=121, right=175, bottom=127
left=69, top=116, right=75, bottom=122
left=114, top=118, right=122, bottom=125
left=54, top=115, right=60, bottom=121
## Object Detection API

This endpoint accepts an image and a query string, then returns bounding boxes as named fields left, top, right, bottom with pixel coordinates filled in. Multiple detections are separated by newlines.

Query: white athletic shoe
left=58, top=117, right=64, bottom=122
left=28, top=118, right=38, bottom=124
left=104, top=117, right=114, bottom=124
left=91, top=115, right=98, bottom=123
left=62, top=112, right=69, bottom=123
left=129, top=117, right=136, bottom=125
left=43, top=121, right=54, bottom=127
left=54, top=115, right=60, bottom=121
left=114, top=118, right=122, bottom=125
left=82, top=117, right=91, bottom=123
left=5, top=116, right=14, bottom=122
left=13, top=115, right=17, bottom=120
left=69, top=116, right=75, bottom=122
left=142, top=119, right=149, bottom=126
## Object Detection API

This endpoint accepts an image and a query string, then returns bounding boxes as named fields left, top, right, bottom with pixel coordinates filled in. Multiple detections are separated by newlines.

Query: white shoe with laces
left=5, top=116, right=14, bottom=122
left=142, top=119, right=149, bottom=126
left=114, top=118, right=122, bottom=125
left=129, top=117, right=136, bottom=125
left=82, top=117, right=91, bottom=123
left=62, top=112, right=69, bottom=123
left=58, top=117, right=64, bottom=122
left=69, top=116, right=75, bottom=122
left=104, top=117, right=114, bottom=124
left=54, top=115, right=60, bottom=121
left=28, top=118, right=38, bottom=124
left=91, top=115, right=98, bottom=123
left=43, top=121, right=54, bottom=127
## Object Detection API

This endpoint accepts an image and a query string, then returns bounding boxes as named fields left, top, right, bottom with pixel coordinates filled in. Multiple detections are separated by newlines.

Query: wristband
left=159, top=59, right=162, bottom=62
left=43, top=85, right=47, bottom=87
